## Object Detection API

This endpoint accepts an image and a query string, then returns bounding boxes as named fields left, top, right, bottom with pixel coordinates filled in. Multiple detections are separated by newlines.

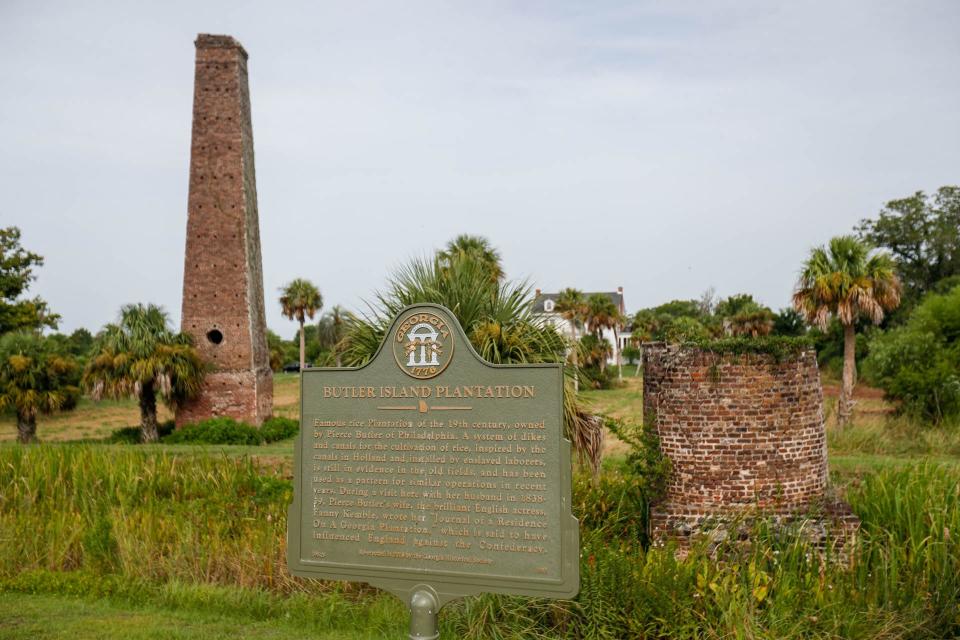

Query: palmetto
left=585, top=293, right=625, bottom=378
left=555, top=288, right=587, bottom=392
left=279, top=278, right=322, bottom=371
left=793, top=235, right=901, bottom=426
left=0, top=332, right=79, bottom=443
left=317, top=305, right=346, bottom=366
left=83, top=303, right=206, bottom=443
left=437, top=234, right=504, bottom=283
left=341, top=255, right=603, bottom=473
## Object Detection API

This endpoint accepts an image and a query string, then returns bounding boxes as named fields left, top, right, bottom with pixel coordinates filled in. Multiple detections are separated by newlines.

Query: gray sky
left=2, top=1, right=958, bottom=338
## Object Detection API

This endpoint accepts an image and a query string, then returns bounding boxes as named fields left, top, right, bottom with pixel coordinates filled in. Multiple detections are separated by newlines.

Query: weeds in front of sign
left=3, top=445, right=960, bottom=638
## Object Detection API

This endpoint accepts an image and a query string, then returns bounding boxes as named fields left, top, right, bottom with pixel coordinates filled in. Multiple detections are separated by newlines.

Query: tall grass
left=2, top=445, right=959, bottom=638
left=0, top=445, right=305, bottom=593
left=828, top=415, right=960, bottom=457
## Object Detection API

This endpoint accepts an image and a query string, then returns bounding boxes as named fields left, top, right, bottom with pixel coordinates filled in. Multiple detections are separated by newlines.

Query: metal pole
left=408, top=586, right=439, bottom=640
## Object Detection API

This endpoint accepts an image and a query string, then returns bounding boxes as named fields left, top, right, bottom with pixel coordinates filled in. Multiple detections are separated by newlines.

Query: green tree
left=858, top=186, right=960, bottom=305
left=580, top=333, right=612, bottom=369
left=437, top=234, right=504, bottom=283
left=279, top=279, right=323, bottom=371
left=83, top=304, right=206, bottom=443
left=662, top=316, right=709, bottom=343
left=0, top=332, right=79, bottom=443
left=266, top=330, right=297, bottom=372
left=0, top=227, right=60, bottom=334
left=554, top=288, right=587, bottom=391
left=714, top=293, right=762, bottom=318
left=715, top=294, right=774, bottom=337
left=585, top=294, right=621, bottom=376
left=772, top=308, right=807, bottom=337
left=864, top=285, right=960, bottom=422
left=630, top=309, right=662, bottom=342
left=317, top=305, right=347, bottom=366
left=793, top=236, right=901, bottom=427
left=340, top=255, right=603, bottom=473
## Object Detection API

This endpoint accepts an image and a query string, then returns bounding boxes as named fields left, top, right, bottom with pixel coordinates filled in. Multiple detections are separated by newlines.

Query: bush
left=104, top=421, right=174, bottom=444
left=106, top=417, right=300, bottom=446
left=865, top=285, right=960, bottom=422
left=163, top=417, right=264, bottom=445
left=259, top=417, right=300, bottom=443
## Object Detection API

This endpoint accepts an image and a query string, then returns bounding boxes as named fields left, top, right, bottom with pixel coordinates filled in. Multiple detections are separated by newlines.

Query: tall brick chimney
left=177, top=34, right=273, bottom=426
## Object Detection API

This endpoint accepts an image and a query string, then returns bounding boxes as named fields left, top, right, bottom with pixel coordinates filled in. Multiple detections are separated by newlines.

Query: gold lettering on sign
left=319, top=385, right=537, bottom=400
left=307, top=411, right=557, bottom=569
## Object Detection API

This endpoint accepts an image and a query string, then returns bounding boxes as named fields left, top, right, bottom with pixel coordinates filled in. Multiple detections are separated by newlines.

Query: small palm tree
left=0, top=332, right=79, bottom=443
left=83, top=304, right=206, bottom=443
left=555, top=288, right=587, bottom=392
left=317, top=305, right=347, bottom=367
left=437, top=234, right=504, bottom=283
left=585, top=294, right=620, bottom=375
left=793, top=235, right=901, bottom=427
left=340, top=255, right=603, bottom=474
left=726, top=309, right=775, bottom=337
left=279, top=279, right=323, bottom=371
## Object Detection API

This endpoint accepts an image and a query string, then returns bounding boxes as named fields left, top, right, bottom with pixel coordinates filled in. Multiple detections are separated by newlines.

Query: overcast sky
left=2, top=1, right=958, bottom=337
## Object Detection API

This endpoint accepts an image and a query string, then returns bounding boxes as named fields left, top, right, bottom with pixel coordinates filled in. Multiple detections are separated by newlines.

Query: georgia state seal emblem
left=392, top=310, right=454, bottom=379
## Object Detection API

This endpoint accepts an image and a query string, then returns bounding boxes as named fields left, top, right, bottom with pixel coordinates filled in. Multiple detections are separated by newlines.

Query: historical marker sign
left=288, top=304, right=579, bottom=611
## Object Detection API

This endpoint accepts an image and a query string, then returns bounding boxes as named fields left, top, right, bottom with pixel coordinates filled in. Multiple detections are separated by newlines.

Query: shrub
left=690, top=335, right=814, bottom=361
left=105, top=421, right=174, bottom=444
left=260, top=417, right=299, bottom=443
left=865, top=285, right=960, bottom=422
left=163, top=417, right=263, bottom=445
left=106, top=417, right=300, bottom=446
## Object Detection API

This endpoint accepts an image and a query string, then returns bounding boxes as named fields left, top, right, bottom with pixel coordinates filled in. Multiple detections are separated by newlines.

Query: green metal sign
left=288, top=304, right=579, bottom=627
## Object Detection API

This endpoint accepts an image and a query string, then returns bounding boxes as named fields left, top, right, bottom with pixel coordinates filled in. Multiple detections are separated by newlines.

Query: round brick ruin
left=642, top=342, right=857, bottom=551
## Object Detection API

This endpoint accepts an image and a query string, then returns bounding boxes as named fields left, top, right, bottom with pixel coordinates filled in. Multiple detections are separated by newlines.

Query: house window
left=544, top=299, right=555, bottom=312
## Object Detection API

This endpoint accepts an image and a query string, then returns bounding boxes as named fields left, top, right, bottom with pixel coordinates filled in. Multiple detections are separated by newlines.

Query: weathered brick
left=176, top=34, right=273, bottom=427
left=643, top=343, right=857, bottom=554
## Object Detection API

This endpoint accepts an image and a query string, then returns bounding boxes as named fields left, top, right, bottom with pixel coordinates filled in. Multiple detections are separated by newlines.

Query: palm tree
left=317, top=305, right=347, bottom=367
left=554, top=288, right=587, bottom=392
left=793, top=235, right=901, bottom=427
left=0, top=332, right=79, bottom=443
left=585, top=293, right=619, bottom=375
left=437, top=234, right=504, bottom=283
left=726, top=309, right=775, bottom=337
left=340, top=255, right=604, bottom=474
left=279, top=279, right=323, bottom=371
left=83, top=304, right=206, bottom=443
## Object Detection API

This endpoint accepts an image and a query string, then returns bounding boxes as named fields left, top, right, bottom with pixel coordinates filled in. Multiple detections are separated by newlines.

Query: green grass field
left=2, top=373, right=959, bottom=638
left=0, top=591, right=388, bottom=640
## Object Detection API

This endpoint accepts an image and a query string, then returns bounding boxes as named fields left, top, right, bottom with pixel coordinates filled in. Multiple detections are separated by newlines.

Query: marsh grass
left=2, top=445, right=960, bottom=638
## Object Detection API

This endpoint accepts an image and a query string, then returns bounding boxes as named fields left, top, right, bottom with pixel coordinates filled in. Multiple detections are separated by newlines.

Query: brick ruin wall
left=176, top=34, right=272, bottom=426
left=642, top=343, right=857, bottom=551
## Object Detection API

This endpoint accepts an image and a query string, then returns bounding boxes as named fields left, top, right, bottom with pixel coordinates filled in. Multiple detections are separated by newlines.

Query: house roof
left=532, top=291, right=624, bottom=314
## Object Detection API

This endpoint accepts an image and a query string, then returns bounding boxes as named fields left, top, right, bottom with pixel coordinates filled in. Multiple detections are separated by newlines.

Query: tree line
left=1, top=185, right=957, bottom=446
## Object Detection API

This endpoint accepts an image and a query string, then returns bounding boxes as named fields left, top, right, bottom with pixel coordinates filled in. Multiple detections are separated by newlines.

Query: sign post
left=288, top=304, right=579, bottom=635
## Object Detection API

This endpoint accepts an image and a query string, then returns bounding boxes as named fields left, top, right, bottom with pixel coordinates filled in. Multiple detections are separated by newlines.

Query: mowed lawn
left=0, top=592, right=396, bottom=640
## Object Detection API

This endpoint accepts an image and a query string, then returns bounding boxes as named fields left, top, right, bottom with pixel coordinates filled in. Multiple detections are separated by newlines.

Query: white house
left=532, top=287, right=631, bottom=365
